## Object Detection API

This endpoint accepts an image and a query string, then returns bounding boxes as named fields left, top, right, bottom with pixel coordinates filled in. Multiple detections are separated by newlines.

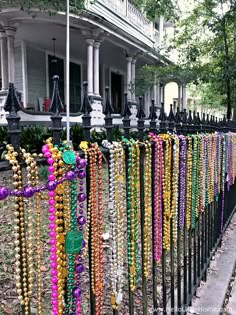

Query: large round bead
left=47, top=181, right=57, bottom=191
left=23, top=186, right=34, bottom=198
left=0, top=187, right=9, bottom=200
left=77, top=193, right=86, bottom=202
left=78, top=170, right=86, bottom=179
left=72, top=287, right=81, bottom=298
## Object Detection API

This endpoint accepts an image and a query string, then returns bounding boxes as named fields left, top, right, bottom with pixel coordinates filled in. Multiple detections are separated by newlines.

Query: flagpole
left=66, top=0, right=70, bottom=142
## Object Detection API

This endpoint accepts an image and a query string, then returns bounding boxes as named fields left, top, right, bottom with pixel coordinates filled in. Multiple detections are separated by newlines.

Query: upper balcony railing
left=86, top=0, right=156, bottom=41
left=0, top=0, right=159, bottom=46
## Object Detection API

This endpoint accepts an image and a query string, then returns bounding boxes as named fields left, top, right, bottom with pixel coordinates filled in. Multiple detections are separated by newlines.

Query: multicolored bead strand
left=87, top=144, right=104, bottom=315
left=160, top=134, right=172, bottom=250
left=142, top=141, right=152, bottom=277
left=102, top=140, right=126, bottom=309
left=179, top=135, right=186, bottom=229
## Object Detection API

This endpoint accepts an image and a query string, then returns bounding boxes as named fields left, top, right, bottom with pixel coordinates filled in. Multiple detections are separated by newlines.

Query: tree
left=131, top=0, right=179, bottom=21
left=136, top=0, right=236, bottom=119
left=0, top=0, right=85, bottom=13
left=174, top=0, right=236, bottom=119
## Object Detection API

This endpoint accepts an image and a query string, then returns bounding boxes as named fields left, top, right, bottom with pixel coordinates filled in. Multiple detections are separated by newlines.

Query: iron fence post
left=159, top=102, right=167, bottom=133
left=4, top=83, right=28, bottom=314
left=4, top=83, right=21, bottom=150
left=123, top=93, right=131, bottom=139
left=149, top=99, right=157, bottom=134
left=137, top=96, right=146, bottom=141
left=80, top=82, right=92, bottom=142
left=49, top=75, right=63, bottom=146
left=103, top=87, right=114, bottom=142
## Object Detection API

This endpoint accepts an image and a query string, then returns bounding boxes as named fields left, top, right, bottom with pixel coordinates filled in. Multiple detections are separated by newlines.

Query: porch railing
left=2, top=79, right=236, bottom=315
left=87, top=0, right=154, bottom=40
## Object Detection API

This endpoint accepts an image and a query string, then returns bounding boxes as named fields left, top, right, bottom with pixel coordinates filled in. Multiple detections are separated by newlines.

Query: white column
left=156, top=79, right=160, bottom=106
left=0, top=29, right=8, bottom=90
left=131, top=57, right=136, bottom=102
left=5, top=27, right=16, bottom=84
left=21, top=41, right=28, bottom=107
left=86, top=38, right=94, bottom=95
left=182, top=84, right=187, bottom=110
left=153, top=81, right=157, bottom=104
left=93, top=41, right=100, bottom=96
left=178, top=84, right=182, bottom=108
left=161, top=84, right=165, bottom=104
left=126, top=56, right=132, bottom=101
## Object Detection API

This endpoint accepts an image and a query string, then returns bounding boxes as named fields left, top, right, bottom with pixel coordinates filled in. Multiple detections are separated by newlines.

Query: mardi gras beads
left=102, top=140, right=126, bottom=309
left=142, top=141, right=152, bottom=277
left=5, top=145, right=30, bottom=313
left=150, top=134, right=163, bottom=262
left=191, top=134, right=198, bottom=229
left=197, top=135, right=204, bottom=214
left=186, top=136, right=193, bottom=230
left=159, top=134, right=172, bottom=250
left=87, top=144, right=103, bottom=315
left=21, top=149, right=36, bottom=299
left=122, top=137, right=140, bottom=290
left=179, top=135, right=186, bottom=229
left=171, top=135, right=179, bottom=241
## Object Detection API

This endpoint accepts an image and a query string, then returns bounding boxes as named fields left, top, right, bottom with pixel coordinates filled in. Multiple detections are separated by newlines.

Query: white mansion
left=0, top=0, right=187, bottom=126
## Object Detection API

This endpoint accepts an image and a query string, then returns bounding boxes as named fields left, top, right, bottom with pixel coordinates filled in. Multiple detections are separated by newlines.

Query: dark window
left=111, top=72, right=122, bottom=114
left=48, top=55, right=81, bottom=113
left=70, top=62, right=81, bottom=113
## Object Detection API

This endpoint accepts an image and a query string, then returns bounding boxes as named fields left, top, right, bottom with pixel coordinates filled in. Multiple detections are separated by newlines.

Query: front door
left=111, top=72, right=122, bottom=114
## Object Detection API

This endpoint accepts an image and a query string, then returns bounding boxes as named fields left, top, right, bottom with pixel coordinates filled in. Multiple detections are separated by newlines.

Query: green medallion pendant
left=62, top=150, right=76, bottom=165
left=65, top=230, right=83, bottom=254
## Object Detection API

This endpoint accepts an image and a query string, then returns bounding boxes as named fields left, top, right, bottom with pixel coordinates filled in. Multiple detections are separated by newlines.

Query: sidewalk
left=187, top=214, right=236, bottom=315
left=226, top=274, right=236, bottom=314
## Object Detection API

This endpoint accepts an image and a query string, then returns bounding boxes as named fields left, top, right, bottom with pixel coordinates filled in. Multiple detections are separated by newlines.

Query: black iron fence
left=1, top=76, right=236, bottom=315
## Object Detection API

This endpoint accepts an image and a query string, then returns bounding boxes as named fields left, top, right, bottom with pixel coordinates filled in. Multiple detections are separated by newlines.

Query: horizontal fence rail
left=1, top=78, right=236, bottom=315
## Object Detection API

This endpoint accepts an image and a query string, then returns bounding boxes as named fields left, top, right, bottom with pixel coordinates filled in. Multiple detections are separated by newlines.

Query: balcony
left=0, top=0, right=159, bottom=48
left=86, top=0, right=157, bottom=47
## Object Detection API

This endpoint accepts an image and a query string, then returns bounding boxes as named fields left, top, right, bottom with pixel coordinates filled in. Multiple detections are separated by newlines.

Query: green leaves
left=131, top=0, right=179, bottom=21
left=0, top=0, right=85, bottom=13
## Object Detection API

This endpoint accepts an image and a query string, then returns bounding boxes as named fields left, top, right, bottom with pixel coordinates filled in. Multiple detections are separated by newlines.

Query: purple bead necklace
left=179, top=135, right=186, bottom=229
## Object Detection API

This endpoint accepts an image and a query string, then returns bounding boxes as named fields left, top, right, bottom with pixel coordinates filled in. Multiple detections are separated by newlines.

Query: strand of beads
left=197, top=135, right=204, bottom=214
left=132, top=139, right=141, bottom=284
left=64, top=144, right=87, bottom=315
left=87, top=144, right=103, bottom=315
left=191, top=134, right=198, bottom=229
left=102, top=140, right=126, bottom=309
left=115, top=142, right=126, bottom=306
left=159, top=134, right=172, bottom=250
left=186, top=136, right=193, bottom=230
left=42, top=140, right=60, bottom=314
left=150, top=134, right=163, bottom=262
left=221, top=134, right=226, bottom=231
left=122, top=137, right=140, bottom=290
left=74, top=157, right=87, bottom=314
left=20, top=149, right=36, bottom=299
left=34, top=155, right=43, bottom=314
left=142, top=141, right=152, bottom=278
left=5, top=145, right=30, bottom=313
left=179, top=135, right=186, bottom=229
left=171, top=135, right=180, bottom=241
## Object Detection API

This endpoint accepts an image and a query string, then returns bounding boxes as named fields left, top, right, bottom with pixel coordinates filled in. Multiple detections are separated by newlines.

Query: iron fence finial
left=80, top=81, right=93, bottom=114
left=123, top=93, right=131, bottom=118
left=136, top=96, right=146, bottom=120
left=103, top=86, right=114, bottom=116
left=49, top=75, right=64, bottom=115
left=4, top=82, right=22, bottom=114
